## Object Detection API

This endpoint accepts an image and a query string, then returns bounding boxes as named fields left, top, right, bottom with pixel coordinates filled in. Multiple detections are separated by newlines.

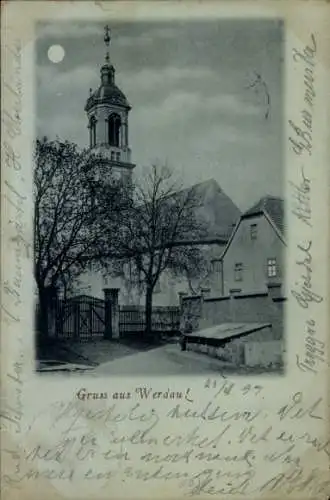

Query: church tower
left=85, top=26, right=135, bottom=183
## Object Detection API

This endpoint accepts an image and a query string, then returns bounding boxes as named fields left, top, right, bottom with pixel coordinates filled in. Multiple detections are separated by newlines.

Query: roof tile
left=244, top=196, right=285, bottom=236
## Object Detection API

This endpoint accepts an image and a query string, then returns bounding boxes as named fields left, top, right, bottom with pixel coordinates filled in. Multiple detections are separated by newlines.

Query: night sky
left=36, top=19, right=284, bottom=211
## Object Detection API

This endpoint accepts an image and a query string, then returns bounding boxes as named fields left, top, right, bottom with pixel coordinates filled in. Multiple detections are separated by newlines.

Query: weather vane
left=104, top=25, right=111, bottom=46
left=104, top=25, right=111, bottom=63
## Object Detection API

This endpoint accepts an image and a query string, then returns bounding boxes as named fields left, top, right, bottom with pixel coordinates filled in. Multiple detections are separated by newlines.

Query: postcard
left=1, top=1, right=329, bottom=499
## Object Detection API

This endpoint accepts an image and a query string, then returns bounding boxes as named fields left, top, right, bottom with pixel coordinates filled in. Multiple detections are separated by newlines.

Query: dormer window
left=250, top=223, right=258, bottom=240
left=89, top=116, right=97, bottom=148
left=108, top=113, right=121, bottom=147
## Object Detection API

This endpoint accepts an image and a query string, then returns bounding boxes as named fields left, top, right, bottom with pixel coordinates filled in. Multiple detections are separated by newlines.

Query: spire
left=100, top=25, right=115, bottom=85
left=104, top=25, right=111, bottom=64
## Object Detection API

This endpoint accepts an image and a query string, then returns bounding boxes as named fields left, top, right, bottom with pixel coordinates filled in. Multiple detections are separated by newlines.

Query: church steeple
left=85, top=25, right=135, bottom=183
left=100, top=25, right=115, bottom=85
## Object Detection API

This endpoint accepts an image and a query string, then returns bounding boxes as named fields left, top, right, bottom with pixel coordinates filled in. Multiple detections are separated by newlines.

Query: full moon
left=47, top=44, right=65, bottom=63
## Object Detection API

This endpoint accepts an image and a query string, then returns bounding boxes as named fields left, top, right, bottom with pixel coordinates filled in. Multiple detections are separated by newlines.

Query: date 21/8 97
left=204, top=378, right=263, bottom=397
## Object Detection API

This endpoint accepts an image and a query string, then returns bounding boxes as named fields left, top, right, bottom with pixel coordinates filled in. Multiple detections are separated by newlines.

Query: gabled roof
left=218, top=194, right=286, bottom=261
left=176, top=179, right=241, bottom=242
left=243, top=195, right=285, bottom=237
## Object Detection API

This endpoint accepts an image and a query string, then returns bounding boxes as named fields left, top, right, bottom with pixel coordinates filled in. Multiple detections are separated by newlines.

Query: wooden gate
left=57, top=295, right=105, bottom=342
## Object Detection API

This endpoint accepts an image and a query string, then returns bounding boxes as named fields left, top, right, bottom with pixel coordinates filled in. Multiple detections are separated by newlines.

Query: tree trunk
left=144, top=285, right=153, bottom=341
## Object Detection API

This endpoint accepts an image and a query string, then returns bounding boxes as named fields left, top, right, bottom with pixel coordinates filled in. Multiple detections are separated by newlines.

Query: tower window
left=89, top=116, right=97, bottom=148
left=108, top=113, right=121, bottom=147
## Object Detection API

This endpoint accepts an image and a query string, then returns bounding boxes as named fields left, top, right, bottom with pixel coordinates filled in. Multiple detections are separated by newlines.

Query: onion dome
left=85, top=25, right=130, bottom=112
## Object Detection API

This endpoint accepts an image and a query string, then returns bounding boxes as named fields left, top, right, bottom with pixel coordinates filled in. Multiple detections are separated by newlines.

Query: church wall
left=72, top=242, right=226, bottom=307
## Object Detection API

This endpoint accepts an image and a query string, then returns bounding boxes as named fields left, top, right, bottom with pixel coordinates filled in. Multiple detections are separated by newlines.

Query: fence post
left=178, top=293, right=187, bottom=331
left=103, top=288, right=120, bottom=340
left=74, top=299, right=80, bottom=339
left=103, top=288, right=112, bottom=339
left=178, top=292, right=188, bottom=310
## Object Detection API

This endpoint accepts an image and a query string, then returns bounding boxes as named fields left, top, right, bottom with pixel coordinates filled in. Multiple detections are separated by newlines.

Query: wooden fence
left=119, top=305, right=180, bottom=336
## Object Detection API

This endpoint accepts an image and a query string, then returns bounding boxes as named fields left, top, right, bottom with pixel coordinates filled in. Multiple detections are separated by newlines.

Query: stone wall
left=180, top=295, right=203, bottom=332
left=181, top=285, right=286, bottom=368
left=200, top=292, right=285, bottom=340
left=187, top=335, right=283, bottom=368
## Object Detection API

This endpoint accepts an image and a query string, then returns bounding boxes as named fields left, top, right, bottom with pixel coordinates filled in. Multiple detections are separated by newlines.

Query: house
left=179, top=195, right=286, bottom=368
left=210, top=195, right=286, bottom=296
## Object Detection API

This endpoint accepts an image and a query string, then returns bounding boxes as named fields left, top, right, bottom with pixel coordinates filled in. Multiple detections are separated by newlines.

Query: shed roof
left=185, top=322, right=271, bottom=342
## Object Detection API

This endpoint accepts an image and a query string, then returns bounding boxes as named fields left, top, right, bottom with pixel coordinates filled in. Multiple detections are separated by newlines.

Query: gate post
left=103, top=288, right=112, bottom=339
left=110, top=288, right=120, bottom=339
left=103, top=288, right=120, bottom=340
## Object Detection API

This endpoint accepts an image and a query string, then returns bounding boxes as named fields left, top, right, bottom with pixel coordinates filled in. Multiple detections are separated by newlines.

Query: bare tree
left=34, top=137, right=128, bottom=338
left=116, top=165, right=208, bottom=340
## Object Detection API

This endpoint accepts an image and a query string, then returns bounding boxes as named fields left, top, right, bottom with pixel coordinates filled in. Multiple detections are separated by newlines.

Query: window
left=116, top=152, right=121, bottom=162
left=108, top=113, right=121, bottom=147
left=267, top=258, right=277, bottom=278
left=250, top=223, right=258, bottom=240
left=234, top=263, right=243, bottom=281
left=89, top=116, right=97, bottom=147
left=111, top=151, right=115, bottom=161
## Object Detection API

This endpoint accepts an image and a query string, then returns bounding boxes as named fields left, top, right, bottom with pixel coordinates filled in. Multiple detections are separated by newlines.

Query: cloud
left=122, top=66, right=215, bottom=93
left=115, top=34, right=155, bottom=48
left=37, top=112, right=83, bottom=145
left=129, top=90, right=261, bottom=182
left=189, top=122, right=260, bottom=149
left=37, top=64, right=97, bottom=97
left=202, top=94, right=260, bottom=117
left=37, top=21, right=102, bottom=39
left=36, top=22, right=182, bottom=42
left=38, top=64, right=259, bottom=123
left=115, top=26, right=184, bottom=47
left=130, top=88, right=260, bottom=135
